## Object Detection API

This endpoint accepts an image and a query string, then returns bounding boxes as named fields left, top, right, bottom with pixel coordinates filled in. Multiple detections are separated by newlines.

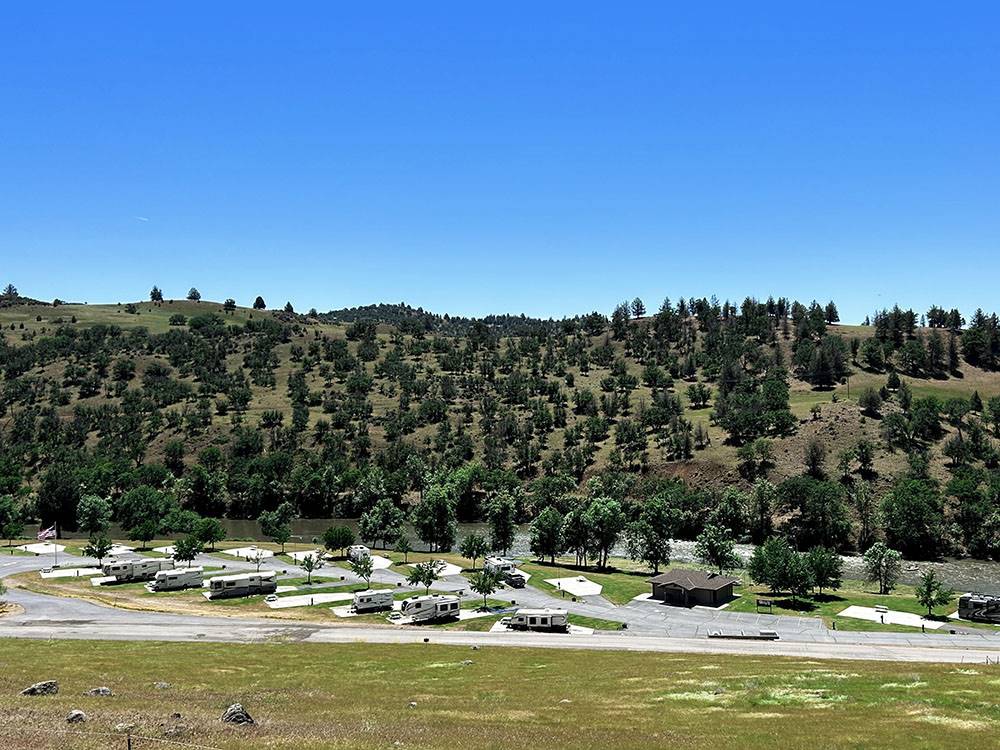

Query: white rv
left=146, top=567, right=204, bottom=592
left=484, top=556, right=517, bottom=576
left=502, top=608, right=569, bottom=633
left=102, top=558, right=174, bottom=583
left=205, top=570, right=277, bottom=600
left=351, top=588, right=395, bottom=613
left=400, top=594, right=461, bottom=623
left=347, top=545, right=371, bottom=562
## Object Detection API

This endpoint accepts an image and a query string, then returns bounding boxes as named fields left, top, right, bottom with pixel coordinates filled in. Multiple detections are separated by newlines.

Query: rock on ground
left=66, top=710, right=87, bottom=724
left=221, top=703, right=255, bottom=725
left=20, top=681, right=58, bottom=696
left=86, top=686, right=113, bottom=697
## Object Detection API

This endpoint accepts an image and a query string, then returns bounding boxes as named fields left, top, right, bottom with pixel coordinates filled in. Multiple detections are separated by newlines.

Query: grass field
left=0, top=639, right=998, bottom=749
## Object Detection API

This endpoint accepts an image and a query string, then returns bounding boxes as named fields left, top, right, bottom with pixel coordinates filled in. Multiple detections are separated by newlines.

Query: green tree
left=258, top=501, right=296, bottom=553
left=583, top=497, right=626, bottom=568
left=486, top=492, right=517, bottom=556
left=747, top=536, right=796, bottom=592
left=459, top=532, right=489, bottom=569
left=864, top=542, right=903, bottom=595
left=172, top=535, right=203, bottom=567
left=406, top=560, right=440, bottom=594
left=323, top=525, right=356, bottom=557
left=350, top=554, right=374, bottom=587
left=253, top=295, right=266, bottom=310
left=914, top=569, right=954, bottom=617
left=624, top=495, right=673, bottom=573
left=359, top=498, right=405, bottom=549
left=695, top=524, right=741, bottom=575
left=0, top=495, right=24, bottom=550
left=881, top=478, right=945, bottom=558
left=529, top=506, right=564, bottom=563
left=411, top=485, right=457, bottom=552
left=83, top=534, right=114, bottom=566
left=804, top=546, right=843, bottom=595
left=394, top=531, right=412, bottom=563
left=76, top=494, right=112, bottom=537
left=469, top=569, right=501, bottom=609
left=300, top=551, right=323, bottom=585
left=193, top=517, right=226, bottom=551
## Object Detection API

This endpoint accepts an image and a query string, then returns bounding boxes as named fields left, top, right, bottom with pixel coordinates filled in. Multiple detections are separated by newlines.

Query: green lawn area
left=1, top=639, right=998, bottom=749
left=727, top=578, right=995, bottom=633
left=518, top=560, right=652, bottom=605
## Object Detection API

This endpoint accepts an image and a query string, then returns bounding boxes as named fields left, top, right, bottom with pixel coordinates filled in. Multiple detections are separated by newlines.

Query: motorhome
left=102, top=558, right=174, bottom=583
left=399, top=594, right=461, bottom=623
left=205, top=571, right=277, bottom=600
left=146, top=567, right=204, bottom=592
left=958, top=593, right=1000, bottom=623
left=351, top=588, right=395, bottom=613
left=484, top=556, right=517, bottom=576
left=347, top=545, right=371, bottom=562
left=502, top=608, right=569, bottom=633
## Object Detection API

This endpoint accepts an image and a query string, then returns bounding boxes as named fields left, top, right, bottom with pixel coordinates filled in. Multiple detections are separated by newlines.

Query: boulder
left=114, top=722, right=136, bottom=734
left=153, top=681, right=171, bottom=690
left=20, top=680, right=58, bottom=696
left=221, top=703, right=254, bottom=725
left=86, top=686, right=113, bottom=697
left=66, top=710, right=87, bottom=724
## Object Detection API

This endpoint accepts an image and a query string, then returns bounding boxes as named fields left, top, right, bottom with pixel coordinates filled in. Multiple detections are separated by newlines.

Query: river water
left=66, top=517, right=1000, bottom=595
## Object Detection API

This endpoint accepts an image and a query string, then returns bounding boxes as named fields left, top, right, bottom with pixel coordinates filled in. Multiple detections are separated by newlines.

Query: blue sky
left=1, top=3, right=997, bottom=323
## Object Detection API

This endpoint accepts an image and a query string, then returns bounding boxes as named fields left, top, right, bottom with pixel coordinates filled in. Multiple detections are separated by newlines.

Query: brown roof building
left=648, top=569, right=738, bottom=607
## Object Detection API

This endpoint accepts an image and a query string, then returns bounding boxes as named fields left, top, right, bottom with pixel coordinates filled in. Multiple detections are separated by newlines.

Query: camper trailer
left=399, top=594, right=461, bottom=623
left=484, top=556, right=517, bottom=576
left=146, top=567, right=204, bottom=592
left=347, top=545, right=371, bottom=562
left=102, top=558, right=174, bottom=583
left=502, top=608, right=569, bottom=633
left=958, top=593, right=1000, bottom=623
left=205, top=571, right=277, bottom=600
left=351, top=588, right=395, bottom=613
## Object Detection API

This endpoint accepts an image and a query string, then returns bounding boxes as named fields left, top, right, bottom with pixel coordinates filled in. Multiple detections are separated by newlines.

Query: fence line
left=0, top=725, right=225, bottom=749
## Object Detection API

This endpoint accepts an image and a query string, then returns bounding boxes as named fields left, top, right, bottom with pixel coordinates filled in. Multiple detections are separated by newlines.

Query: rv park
left=3, top=537, right=1000, bottom=748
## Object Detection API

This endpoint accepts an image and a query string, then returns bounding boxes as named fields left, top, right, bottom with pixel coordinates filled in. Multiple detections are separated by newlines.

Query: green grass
left=1, top=639, right=999, bottom=749
left=518, top=560, right=652, bottom=605
left=727, top=577, right=994, bottom=632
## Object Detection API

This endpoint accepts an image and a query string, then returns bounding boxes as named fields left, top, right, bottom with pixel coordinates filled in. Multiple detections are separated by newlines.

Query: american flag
left=37, top=525, right=56, bottom=541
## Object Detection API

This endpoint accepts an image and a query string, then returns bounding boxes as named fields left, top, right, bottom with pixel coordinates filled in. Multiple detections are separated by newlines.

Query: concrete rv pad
left=545, top=576, right=603, bottom=597
left=152, top=545, right=176, bottom=556
left=838, top=605, right=945, bottom=629
left=266, top=592, right=355, bottom=609
left=16, top=543, right=66, bottom=555
left=221, top=546, right=275, bottom=560
left=39, top=567, right=101, bottom=579
left=288, top=550, right=327, bottom=563
left=406, top=560, right=463, bottom=577
left=370, top=554, right=393, bottom=570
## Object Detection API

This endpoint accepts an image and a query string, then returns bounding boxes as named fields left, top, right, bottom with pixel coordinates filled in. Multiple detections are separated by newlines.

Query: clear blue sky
left=2, top=3, right=997, bottom=323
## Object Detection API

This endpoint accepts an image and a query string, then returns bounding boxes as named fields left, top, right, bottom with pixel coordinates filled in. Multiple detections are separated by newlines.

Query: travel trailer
left=351, top=588, right=395, bottom=613
left=399, top=594, right=461, bottom=623
left=205, top=571, right=277, bottom=600
left=347, top=545, right=371, bottom=562
left=484, top=556, right=517, bottom=576
left=502, top=608, right=569, bottom=633
left=101, top=558, right=174, bottom=583
left=958, top=593, right=1000, bottom=623
left=146, top=567, right=204, bottom=592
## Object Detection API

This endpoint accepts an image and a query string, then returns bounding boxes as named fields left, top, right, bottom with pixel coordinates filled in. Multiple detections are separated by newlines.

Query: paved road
left=4, top=551, right=1000, bottom=664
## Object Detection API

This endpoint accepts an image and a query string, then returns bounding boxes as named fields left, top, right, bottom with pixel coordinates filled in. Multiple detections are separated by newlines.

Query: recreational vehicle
left=146, top=567, right=204, bottom=592
left=351, top=589, right=395, bottom=613
left=399, top=594, right=461, bottom=623
left=205, top=571, right=277, bottom=600
left=102, top=558, right=174, bottom=583
left=502, top=608, right=569, bottom=633
left=347, top=545, right=371, bottom=562
left=484, top=556, right=517, bottom=576
left=958, top=593, right=1000, bottom=623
